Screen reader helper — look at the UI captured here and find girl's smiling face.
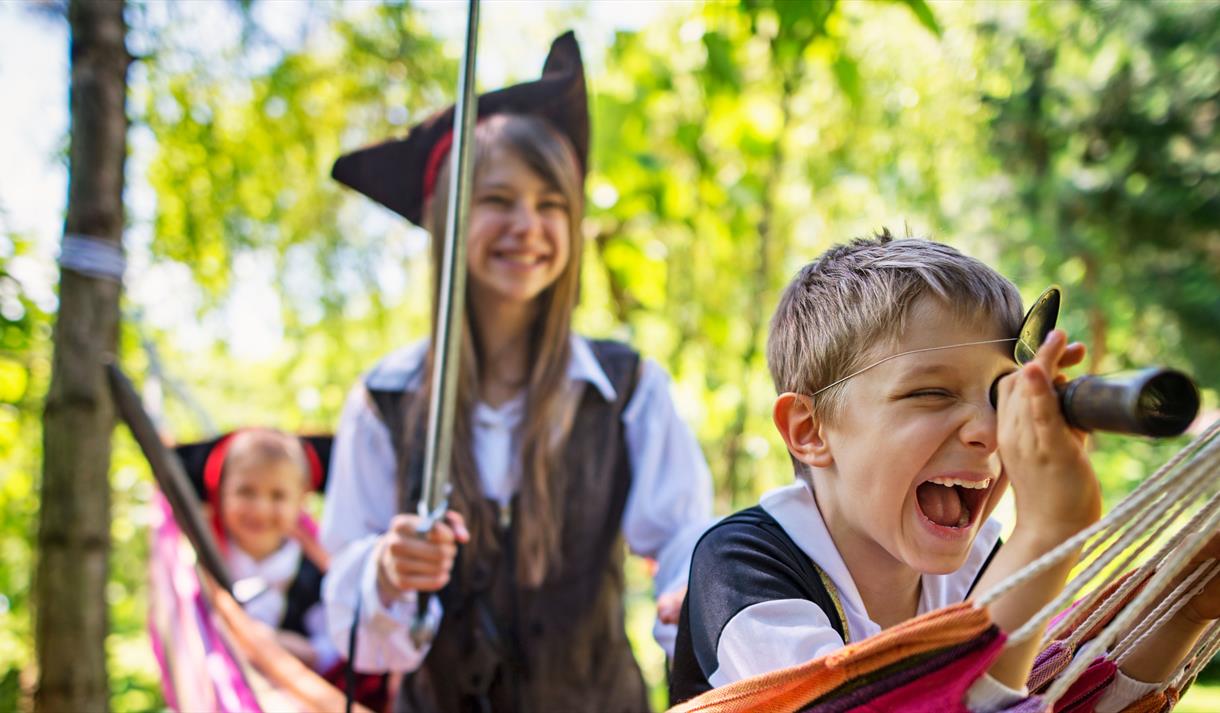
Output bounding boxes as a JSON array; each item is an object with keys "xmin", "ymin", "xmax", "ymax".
[
  {"xmin": 813, "ymin": 297, "xmax": 1016, "ymax": 578},
  {"xmin": 465, "ymin": 145, "xmax": 571, "ymax": 311},
  {"xmin": 220, "ymin": 458, "xmax": 307, "ymax": 561}
]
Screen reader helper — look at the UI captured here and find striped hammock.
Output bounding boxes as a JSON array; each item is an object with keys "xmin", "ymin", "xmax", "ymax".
[{"xmin": 671, "ymin": 420, "xmax": 1220, "ymax": 713}]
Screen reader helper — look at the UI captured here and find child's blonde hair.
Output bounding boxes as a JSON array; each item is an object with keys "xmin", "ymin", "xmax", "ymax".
[
  {"xmin": 766, "ymin": 230, "xmax": 1023, "ymax": 425},
  {"xmin": 225, "ymin": 428, "xmax": 311, "ymax": 488}
]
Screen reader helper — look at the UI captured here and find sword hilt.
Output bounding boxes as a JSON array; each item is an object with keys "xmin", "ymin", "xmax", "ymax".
[{"xmin": 409, "ymin": 496, "xmax": 450, "ymax": 649}]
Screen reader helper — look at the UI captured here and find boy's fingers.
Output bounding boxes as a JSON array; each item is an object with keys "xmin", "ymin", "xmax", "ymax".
[
  {"xmin": 1057, "ymin": 342, "xmax": 1086, "ymax": 369},
  {"xmin": 1033, "ymin": 329, "xmax": 1067, "ymax": 378},
  {"xmin": 1023, "ymin": 362, "xmax": 1071, "ymax": 438}
]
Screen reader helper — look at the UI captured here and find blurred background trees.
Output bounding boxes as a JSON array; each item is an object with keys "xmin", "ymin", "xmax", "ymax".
[{"xmin": 1, "ymin": 0, "xmax": 1217, "ymax": 709}]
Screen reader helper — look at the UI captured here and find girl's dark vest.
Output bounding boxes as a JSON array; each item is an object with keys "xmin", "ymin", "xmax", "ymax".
[{"xmin": 365, "ymin": 340, "xmax": 651, "ymax": 713}]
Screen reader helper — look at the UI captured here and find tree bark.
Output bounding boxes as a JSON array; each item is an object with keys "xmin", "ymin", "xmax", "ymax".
[
  {"xmin": 35, "ymin": 1, "xmax": 127, "ymax": 711},
  {"xmin": 721, "ymin": 69, "xmax": 800, "ymax": 508}
]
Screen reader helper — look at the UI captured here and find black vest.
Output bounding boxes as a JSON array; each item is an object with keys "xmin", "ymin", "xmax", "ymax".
[{"xmin": 366, "ymin": 340, "xmax": 651, "ymax": 713}]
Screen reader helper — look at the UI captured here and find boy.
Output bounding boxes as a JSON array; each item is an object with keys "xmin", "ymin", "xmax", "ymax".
[{"xmin": 670, "ymin": 233, "xmax": 1199, "ymax": 711}]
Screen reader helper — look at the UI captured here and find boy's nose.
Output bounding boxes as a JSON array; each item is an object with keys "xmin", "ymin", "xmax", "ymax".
[{"xmin": 959, "ymin": 402, "xmax": 998, "ymax": 452}]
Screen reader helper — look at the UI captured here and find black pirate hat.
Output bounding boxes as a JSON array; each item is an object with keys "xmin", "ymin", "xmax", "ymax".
[
  {"xmin": 174, "ymin": 431, "xmax": 333, "ymax": 502},
  {"xmin": 331, "ymin": 31, "xmax": 589, "ymax": 227}
]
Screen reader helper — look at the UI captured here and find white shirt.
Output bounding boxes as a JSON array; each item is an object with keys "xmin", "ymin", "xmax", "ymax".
[
  {"xmin": 321, "ymin": 336, "xmax": 715, "ymax": 673},
  {"xmin": 227, "ymin": 539, "xmax": 341, "ymax": 673},
  {"xmin": 709, "ymin": 482, "xmax": 1157, "ymax": 713},
  {"xmin": 708, "ymin": 481, "xmax": 1005, "ymax": 687}
]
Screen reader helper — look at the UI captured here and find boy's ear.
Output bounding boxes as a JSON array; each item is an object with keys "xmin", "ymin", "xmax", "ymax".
[{"xmin": 773, "ymin": 393, "xmax": 834, "ymax": 468}]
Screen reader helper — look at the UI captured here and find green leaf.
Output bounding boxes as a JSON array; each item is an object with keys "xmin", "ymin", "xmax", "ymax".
[{"xmin": 893, "ymin": 0, "xmax": 941, "ymax": 36}]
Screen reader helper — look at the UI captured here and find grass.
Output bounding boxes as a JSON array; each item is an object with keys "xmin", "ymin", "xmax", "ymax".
[{"xmin": 1179, "ymin": 683, "xmax": 1220, "ymax": 713}]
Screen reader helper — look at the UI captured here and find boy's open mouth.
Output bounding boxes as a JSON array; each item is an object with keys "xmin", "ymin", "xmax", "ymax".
[{"xmin": 915, "ymin": 476, "xmax": 993, "ymax": 529}]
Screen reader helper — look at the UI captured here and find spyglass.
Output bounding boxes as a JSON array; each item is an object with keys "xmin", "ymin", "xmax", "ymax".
[
  {"xmin": 989, "ymin": 287, "xmax": 1200, "ymax": 438},
  {"xmin": 1056, "ymin": 367, "xmax": 1199, "ymax": 437}
]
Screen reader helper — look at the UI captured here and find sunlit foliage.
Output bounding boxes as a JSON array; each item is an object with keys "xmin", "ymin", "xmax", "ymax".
[{"xmin": 3, "ymin": 0, "xmax": 1217, "ymax": 710}]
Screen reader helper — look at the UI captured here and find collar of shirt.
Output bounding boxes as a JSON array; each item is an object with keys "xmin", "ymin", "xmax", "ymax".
[
  {"xmin": 225, "ymin": 538, "xmax": 302, "ymax": 627},
  {"xmin": 367, "ymin": 335, "xmax": 619, "ymax": 404},
  {"xmin": 227, "ymin": 537, "xmax": 302, "ymax": 589},
  {"xmin": 759, "ymin": 481, "xmax": 1002, "ymax": 643}
]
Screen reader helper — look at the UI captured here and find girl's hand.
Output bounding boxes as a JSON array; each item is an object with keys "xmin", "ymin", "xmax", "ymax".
[
  {"xmin": 275, "ymin": 629, "xmax": 318, "ymax": 668},
  {"xmin": 657, "ymin": 586, "xmax": 686, "ymax": 625},
  {"xmin": 376, "ymin": 510, "xmax": 469, "ymax": 605},
  {"xmin": 995, "ymin": 329, "xmax": 1100, "ymax": 540}
]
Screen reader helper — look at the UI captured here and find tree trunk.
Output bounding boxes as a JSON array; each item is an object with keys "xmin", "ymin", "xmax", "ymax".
[
  {"xmin": 35, "ymin": 1, "xmax": 128, "ymax": 711},
  {"xmin": 721, "ymin": 70, "xmax": 800, "ymax": 508}
]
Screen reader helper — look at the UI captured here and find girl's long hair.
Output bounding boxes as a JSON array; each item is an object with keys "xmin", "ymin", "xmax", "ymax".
[{"xmin": 413, "ymin": 113, "xmax": 585, "ymax": 588}]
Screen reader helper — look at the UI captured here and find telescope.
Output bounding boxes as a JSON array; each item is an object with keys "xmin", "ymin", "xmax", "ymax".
[
  {"xmin": 1054, "ymin": 367, "xmax": 1199, "ymax": 437},
  {"xmin": 992, "ymin": 287, "xmax": 1201, "ymax": 438}
]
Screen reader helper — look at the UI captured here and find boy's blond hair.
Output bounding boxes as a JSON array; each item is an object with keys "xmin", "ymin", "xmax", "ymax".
[{"xmin": 767, "ymin": 230, "xmax": 1023, "ymax": 425}]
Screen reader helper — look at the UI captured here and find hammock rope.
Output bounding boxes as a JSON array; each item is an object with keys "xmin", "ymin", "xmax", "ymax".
[
  {"xmin": 980, "ymin": 423, "xmax": 1220, "ymax": 645},
  {"xmin": 1041, "ymin": 489, "xmax": 1220, "ymax": 708},
  {"xmin": 1110, "ymin": 559, "xmax": 1220, "ymax": 666}
]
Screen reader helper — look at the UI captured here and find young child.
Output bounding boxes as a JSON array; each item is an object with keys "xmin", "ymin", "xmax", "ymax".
[
  {"xmin": 670, "ymin": 233, "xmax": 1216, "ymax": 711},
  {"xmin": 201, "ymin": 428, "xmax": 340, "ymax": 674}
]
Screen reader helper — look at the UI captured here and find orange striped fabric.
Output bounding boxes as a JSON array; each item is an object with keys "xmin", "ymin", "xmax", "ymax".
[{"xmin": 668, "ymin": 603, "xmax": 993, "ymax": 713}]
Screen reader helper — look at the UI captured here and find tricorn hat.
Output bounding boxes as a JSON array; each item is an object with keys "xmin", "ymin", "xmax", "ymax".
[
  {"xmin": 173, "ymin": 431, "xmax": 332, "ymax": 502},
  {"xmin": 331, "ymin": 31, "xmax": 588, "ymax": 227}
]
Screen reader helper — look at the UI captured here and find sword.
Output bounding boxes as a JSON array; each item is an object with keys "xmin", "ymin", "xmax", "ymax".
[{"xmin": 411, "ymin": 0, "xmax": 480, "ymax": 650}]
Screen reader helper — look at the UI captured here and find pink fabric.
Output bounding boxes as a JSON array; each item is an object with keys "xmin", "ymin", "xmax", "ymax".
[
  {"xmin": 842, "ymin": 625, "xmax": 1006, "ymax": 713},
  {"xmin": 999, "ymin": 697, "xmax": 1047, "ymax": 713},
  {"xmin": 1028, "ymin": 640, "xmax": 1073, "ymax": 694},
  {"xmin": 1052, "ymin": 659, "xmax": 1117, "ymax": 713},
  {"xmin": 297, "ymin": 511, "xmax": 321, "ymax": 540},
  {"xmin": 149, "ymin": 492, "xmax": 263, "ymax": 713}
]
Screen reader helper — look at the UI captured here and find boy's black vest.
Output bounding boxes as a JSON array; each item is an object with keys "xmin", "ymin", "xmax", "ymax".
[{"xmin": 366, "ymin": 340, "xmax": 650, "ymax": 713}]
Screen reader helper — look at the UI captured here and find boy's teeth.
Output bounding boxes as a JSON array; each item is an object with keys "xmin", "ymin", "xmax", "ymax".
[
  {"xmin": 956, "ymin": 510, "xmax": 970, "ymax": 528},
  {"xmin": 928, "ymin": 476, "xmax": 991, "ymax": 490}
]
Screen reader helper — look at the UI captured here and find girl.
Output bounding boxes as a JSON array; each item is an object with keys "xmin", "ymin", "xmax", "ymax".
[
  {"xmin": 321, "ymin": 32, "xmax": 713, "ymax": 712},
  {"xmin": 181, "ymin": 429, "xmax": 339, "ymax": 673}
]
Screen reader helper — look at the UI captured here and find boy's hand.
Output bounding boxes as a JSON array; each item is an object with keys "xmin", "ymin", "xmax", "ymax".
[
  {"xmin": 1184, "ymin": 532, "xmax": 1220, "ymax": 623},
  {"xmin": 995, "ymin": 329, "xmax": 1100, "ymax": 541},
  {"xmin": 376, "ymin": 511, "xmax": 469, "ymax": 606}
]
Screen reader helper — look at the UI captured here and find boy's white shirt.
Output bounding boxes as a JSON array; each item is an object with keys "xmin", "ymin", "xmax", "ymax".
[
  {"xmin": 226, "ymin": 538, "xmax": 342, "ymax": 673},
  {"xmin": 321, "ymin": 335, "xmax": 715, "ymax": 673},
  {"xmin": 709, "ymin": 481, "xmax": 1157, "ymax": 713}
]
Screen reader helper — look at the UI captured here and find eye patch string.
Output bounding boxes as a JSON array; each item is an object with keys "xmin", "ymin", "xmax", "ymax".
[{"xmin": 806, "ymin": 337, "xmax": 1024, "ymax": 398}]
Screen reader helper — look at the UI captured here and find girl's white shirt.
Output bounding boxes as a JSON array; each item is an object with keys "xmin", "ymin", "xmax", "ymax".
[
  {"xmin": 321, "ymin": 336, "xmax": 715, "ymax": 673},
  {"xmin": 228, "ymin": 538, "xmax": 302, "ymax": 628},
  {"xmin": 226, "ymin": 538, "xmax": 341, "ymax": 673}
]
